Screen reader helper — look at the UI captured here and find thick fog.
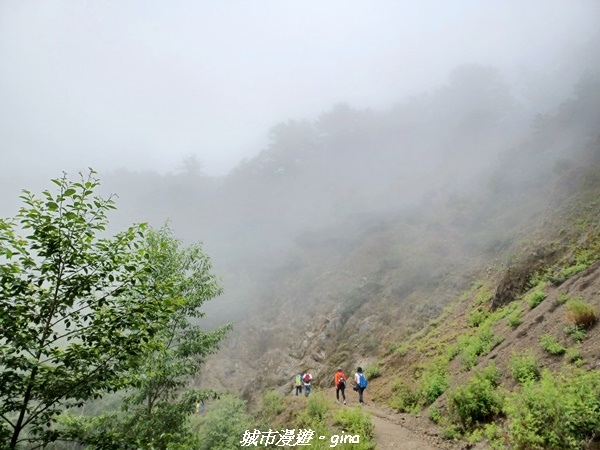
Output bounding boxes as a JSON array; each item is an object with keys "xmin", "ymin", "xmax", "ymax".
[
  {"xmin": 1, "ymin": 1, "xmax": 600, "ymax": 326},
  {"xmin": 1, "ymin": 1, "xmax": 598, "ymax": 181}
]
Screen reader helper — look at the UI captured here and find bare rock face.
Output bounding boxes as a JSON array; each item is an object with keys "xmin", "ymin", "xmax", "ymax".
[
  {"xmin": 491, "ymin": 246, "xmax": 561, "ymax": 310},
  {"xmin": 491, "ymin": 266, "xmax": 531, "ymax": 309}
]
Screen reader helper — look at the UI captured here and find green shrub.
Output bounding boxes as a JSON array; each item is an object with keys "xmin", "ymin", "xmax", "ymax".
[
  {"xmin": 364, "ymin": 364, "xmax": 381, "ymax": 380},
  {"xmin": 389, "ymin": 381, "xmax": 419, "ymax": 413},
  {"xmin": 565, "ymin": 298, "xmax": 598, "ymax": 329},
  {"xmin": 564, "ymin": 324, "xmax": 587, "ymax": 342},
  {"xmin": 539, "ymin": 333, "xmax": 566, "ymax": 355},
  {"xmin": 259, "ymin": 390, "xmax": 285, "ymax": 419},
  {"xmin": 483, "ymin": 422, "xmax": 507, "ymax": 450},
  {"xmin": 458, "ymin": 349, "xmax": 479, "ymax": 370},
  {"xmin": 442, "ymin": 424, "xmax": 463, "ymax": 440},
  {"xmin": 468, "ymin": 309, "xmax": 488, "ymax": 328},
  {"xmin": 457, "ymin": 326, "xmax": 502, "ymax": 369},
  {"xmin": 306, "ymin": 391, "xmax": 329, "ymax": 422},
  {"xmin": 561, "ymin": 263, "xmax": 588, "ymax": 278},
  {"xmin": 478, "ymin": 361, "xmax": 502, "ymax": 386},
  {"xmin": 447, "ymin": 367, "xmax": 503, "ymax": 429},
  {"xmin": 428, "ymin": 405, "xmax": 442, "ymax": 424},
  {"xmin": 390, "ymin": 342, "xmax": 408, "ymax": 356},
  {"xmin": 196, "ymin": 395, "xmax": 253, "ymax": 450},
  {"xmin": 389, "ymin": 359, "xmax": 449, "ymax": 412},
  {"xmin": 525, "ymin": 290, "xmax": 547, "ymax": 309},
  {"xmin": 332, "ymin": 407, "xmax": 375, "ymax": 438},
  {"xmin": 548, "ymin": 262, "xmax": 590, "ymax": 284},
  {"xmin": 565, "ymin": 348, "xmax": 583, "ymax": 364},
  {"xmin": 507, "ymin": 308, "xmax": 523, "ymax": 327},
  {"xmin": 295, "ymin": 393, "xmax": 375, "ymax": 450},
  {"xmin": 465, "ymin": 427, "xmax": 485, "ymax": 443},
  {"xmin": 556, "ymin": 292, "xmax": 570, "ymax": 304},
  {"xmin": 528, "ymin": 271, "xmax": 549, "ymax": 289},
  {"xmin": 445, "ymin": 343, "xmax": 460, "ymax": 361},
  {"xmin": 418, "ymin": 359, "xmax": 449, "ymax": 405},
  {"xmin": 504, "ymin": 369, "xmax": 600, "ymax": 450},
  {"xmin": 509, "ymin": 351, "xmax": 540, "ymax": 383}
]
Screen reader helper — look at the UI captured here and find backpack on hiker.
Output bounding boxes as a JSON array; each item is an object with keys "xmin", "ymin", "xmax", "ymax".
[
  {"xmin": 295, "ymin": 375, "xmax": 302, "ymax": 386},
  {"xmin": 303, "ymin": 373, "xmax": 311, "ymax": 384},
  {"xmin": 358, "ymin": 372, "xmax": 367, "ymax": 389}
]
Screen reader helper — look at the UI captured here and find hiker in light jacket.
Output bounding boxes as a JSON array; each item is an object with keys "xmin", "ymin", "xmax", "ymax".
[
  {"xmin": 294, "ymin": 374, "xmax": 303, "ymax": 396},
  {"xmin": 354, "ymin": 367, "xmax": 367, "ymax": 405},
  {"xmin": 302, "ymin": 371, "xmax": 313, "ymax": 397}
]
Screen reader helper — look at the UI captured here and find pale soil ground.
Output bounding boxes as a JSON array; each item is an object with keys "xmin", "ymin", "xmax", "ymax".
[
  {"xmin": 365, "ymin": 404, "xmax": 490, "ymax": 450},
  {"xmin": 332, "ymin": 388, "xmax": 481, "ymax": 450},
  {"xmin": 368, "ymin": 410, "xmax": 439, "ymax": 450}
]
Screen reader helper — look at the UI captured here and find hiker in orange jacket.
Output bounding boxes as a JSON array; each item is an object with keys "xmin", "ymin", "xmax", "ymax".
[{"xmin": 334, "ymin": 367, "xmax": 347, "ymax": 405}]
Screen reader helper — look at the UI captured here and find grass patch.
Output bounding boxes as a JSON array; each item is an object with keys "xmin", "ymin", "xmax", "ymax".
[
  {"xmin": 445, "ymin": 343, "xmax": 460, "ymax": 361},
  {"xmin": 565, "ymin": 298, "xmax": 598, "ymax": 329},
  {"xmin": 560, "ymin": 263, "xmax": 588, "ymax": 279},
  {"xmin": 565, "ymin": 347, "xmax": 583, "ymax": 364},
  {"xmin": 259, "ymin": 390, "xmax": 285, "ymax": 419},
  {"xmin": 389, "ymin": 380, "xmax": 419, "ymax": 413},
  {"xmin": 457, "ymin": 326, "xmax": 503, "ymax": 369},
  {"xmin": 467, "ymin": 309, "xmax": 488, "ymax": 328},
  {"xmin": 525, "ymin": 289, "xmax": 547, "ymax": 309},
  {"xmin": 389, "ymin": 358, "xmax": 449, "ymax": 412},
  {"xmin": 539, "ymin": 333, "xmax": 566, "ymax": 355},
  {"xmin": 363, "ymin": 364, "xmax": 381, "ymax": 380},
  {"xmin": 332, "ymin": 407, "xmax": 375, "ymax": 439},
  {"xmin": 389, "ymin": 342, "xmax": 408, "ymax": 356},
  {"xmin": 563, "ymin": 324, "xmax": 587, "ymax": 342},
  {"xmin": 474, "ymin": 283, "xmax": 493, "ymax": 305},
  {"xmin": 292, "ymin": 392, "xmax": 376, "ymax": 450},
  {"xmin": 296, "ymin": 391, "xmax": 330, "ymax": 429},
  {"xmin": 506, "ymin": 308, "xmax": 523, "ymax": 327},
  {"xmin": 509, "ymin": 351, "xmax": 540, "ymax": 383}
]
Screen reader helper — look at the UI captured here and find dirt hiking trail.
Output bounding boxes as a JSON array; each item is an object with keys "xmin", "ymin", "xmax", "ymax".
[
  {"xmin": 330, "ymin": 388, "xmax": 476, "ymax": 450},
  {"xmin": 366, "ymin": 407, "xmax": 437, "ymax": 450}
]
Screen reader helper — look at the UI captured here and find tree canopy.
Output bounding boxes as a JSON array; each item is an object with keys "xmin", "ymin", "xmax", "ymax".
[{"xmin": 0, "ymin": 171, "xmax": 229, "ymax": 449}]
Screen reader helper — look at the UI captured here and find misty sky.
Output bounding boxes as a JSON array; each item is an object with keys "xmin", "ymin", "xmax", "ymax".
[{"xmin": 1, "ymin": 0, "xmax": 599, "ymax": 178}]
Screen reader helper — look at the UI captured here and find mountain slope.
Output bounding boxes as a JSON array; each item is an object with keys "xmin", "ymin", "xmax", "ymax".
[{"xmin": 201, "ymin": 72, "xmax": 600, "ymax": 418}]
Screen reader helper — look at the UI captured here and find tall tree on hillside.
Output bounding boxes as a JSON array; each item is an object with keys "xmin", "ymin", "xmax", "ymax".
[
  {"xmin": 0, "ymin": 171, "xmax": 228, "ymax": 449},
  {"xmin": 58, "ymin": 226, "xmax": 232, "ymax": 449}
]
